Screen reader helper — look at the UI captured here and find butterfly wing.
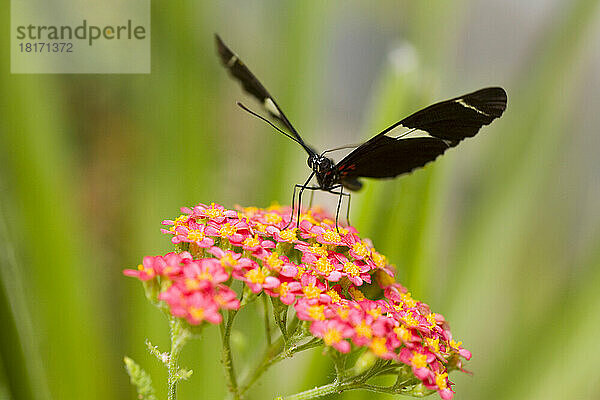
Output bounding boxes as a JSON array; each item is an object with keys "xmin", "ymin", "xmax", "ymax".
[
  {"xmin": 333, "ymin": 87, "xmax": 507, "ymax": 189},
  {"xmin": 215, "ymin": 34, "xmax": 317, "ymax": 156}
]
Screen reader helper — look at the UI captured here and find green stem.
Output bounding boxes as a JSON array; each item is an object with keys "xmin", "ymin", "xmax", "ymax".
[
  {"xmin": 278, "ymin": 359, "xmax": 408, "ymax": 400},
  {"xmin": 167, "ymin": 317, "xmax": 190, "ymax": 400},
  {"xmin": 220, "ymin": 309, "xmax": 240, "ymax": 400},
  {"xmin": 262, "ymin": 295, "xmax": 272, "ymax": 347},
  {"xmin": 239, "ymin": 334, "xmax": 321, "ymax": 395},
  {"xmin": 277, "ymin": 381, "xmax": 355, "ymax": 400}
]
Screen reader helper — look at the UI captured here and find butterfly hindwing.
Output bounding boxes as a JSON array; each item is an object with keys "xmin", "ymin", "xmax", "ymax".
[{"xmin": 335, "ymin": 137, "xmax": 449, "ymax": 184}]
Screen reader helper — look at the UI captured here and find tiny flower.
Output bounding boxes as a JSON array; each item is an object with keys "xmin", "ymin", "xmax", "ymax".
[
  {"xmin": 185, "ymin": 292, "xmax": 222, "ymax": 325},
  {"xmin": 311, "ymin": 225, "xmax": 344, "ymax": 246},
  {"xmin": 242, "ymin": 266, "xmax": 280, "ymax": 293},
  {"xmin": 172, "ymin": 222, "xmax": 214, "ymax": 248},
  {"xmin": 213, "ymin": 285, "xmax": 241, "ymax": 310},
  {"xmin": 191, "ymin": 202, "xmax": 237, "ymax": 223},
  {"xmin": 180, "ymin": 258, "xmax": 229, "ymax": 292},
  {"xmin": 344, "ymin": 234, "xmax": 371, "ymax": 260},
  {"xmin": 310, "ymin": 320, "xmax": 354, "ymax": 353},
  {"xmin": 265, "ymin": 279, "xmax": 302, "ymax": 305}
]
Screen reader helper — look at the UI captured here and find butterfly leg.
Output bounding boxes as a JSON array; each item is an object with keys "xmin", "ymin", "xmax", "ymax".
[
  {"xmin": 284, "ymin": 172, "xmax": 316, "ymax": 229},
  {"xmin": 296, "ymin": 184, "xmax": 321, "ymax": 228},
  {"xmin": 327, "ymin": 185, "xmax": 352, "ymax": 232}
]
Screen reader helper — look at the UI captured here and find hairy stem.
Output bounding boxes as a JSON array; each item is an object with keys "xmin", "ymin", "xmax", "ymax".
[
  {"xmin": 167, "ymin": 317, "xmax": 190, "ymax": 400},
  {"xmin": 220, "ymin": 309, "xmax": 240, "ymax": 400}
]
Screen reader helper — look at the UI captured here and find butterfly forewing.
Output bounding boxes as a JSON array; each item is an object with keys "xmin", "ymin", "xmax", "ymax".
[
  {"xmin": 397, "ymin": 87, "xmax": 507, "ymax": 144},
  {"xmin": 215, "ymin": 35, "xmax": 316, "ymax": 156},
  {"xmin": 333, "ymin": 87, "xmax": 507, "ymax": 190}
]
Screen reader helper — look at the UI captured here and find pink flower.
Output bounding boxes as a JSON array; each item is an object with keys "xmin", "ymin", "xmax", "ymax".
[
  {"xmin": 241, "ymin": 266, "xmax": 280, "ymax": 293},
  {"xmin": 213, "ymin": 285, "xmax": 241, "ymax": 310},
  {"xmin": 172, "ymin": 222, "xmax": 214, "ymax": 248},
  {"xmin": 190, "ymin": 202, "xmax": 237, "ymax": 223},
  {"xmin": 123, "ymin": 252, "xmax": 192, "ymax": 280},
  {"xmin": 208, "ymin": 247, "xmax": 255, "ymax": 273},
  {"xmin": 311, "ymin": 225, "xmax": 345, "ymax": 246},
  {"xmin": 205, "ymin": 219, "xmax": 248, "ymax": 245},
  {"xmin": 310, "ymin": 320, "xmax": 354, "ymax": 353},
  {"xmin": 184, "ymin": 291, "xmax": 222, "ymax": 325},
  {"xmin": 264, "ymin": 279, "xmax": 302, "ymax": 305},
  {"xmin": 343, "ymin": 234, "xmax": 371, "ymax": 260},
  {"xmin": 179, "ymin": 258, "xmax": 229, "ymax": 292}
]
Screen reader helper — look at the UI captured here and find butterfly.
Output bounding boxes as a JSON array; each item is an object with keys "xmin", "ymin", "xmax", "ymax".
[{"xmin": 215, "ymin": 34, "xmax": 507, "ymax": 228}]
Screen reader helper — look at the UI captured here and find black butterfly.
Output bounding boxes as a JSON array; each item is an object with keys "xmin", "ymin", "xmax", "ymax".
[{"xmin": 215, "ymin": 34, "xmax": 507, "ymax": 227}]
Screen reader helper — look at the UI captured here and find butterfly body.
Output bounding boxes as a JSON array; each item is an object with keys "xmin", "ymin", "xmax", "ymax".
[
  {"xmin": 308, "ymin": 154, "xmax": 338, "ymax": 190},
  {"xmin": 215, "ymin": 34, "xmax": 507, "ymax": 226}
]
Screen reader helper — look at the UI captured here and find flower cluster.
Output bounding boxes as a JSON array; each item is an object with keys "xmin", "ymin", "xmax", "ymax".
[{"xmin": 124, "ymin": 202, "xmax": 470, "ymax": 399}]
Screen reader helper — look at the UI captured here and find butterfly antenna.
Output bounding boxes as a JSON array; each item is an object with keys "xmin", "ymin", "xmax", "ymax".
[
  {"xmin": 236, "ymin": 102, "xmax": 302, "ymax": 145},
  {"xmin": 321, "ymin": 143, "xmax": 363, "ymax": 156}
]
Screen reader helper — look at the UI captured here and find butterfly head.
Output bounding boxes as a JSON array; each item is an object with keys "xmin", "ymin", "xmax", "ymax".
[{"xmin": 308, "ymin": 155, "xmax": 337, "ymax": 189}]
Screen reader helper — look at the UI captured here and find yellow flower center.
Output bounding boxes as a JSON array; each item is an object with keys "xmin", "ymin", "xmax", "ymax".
[
  {"xmin": 303, "ymin": 284, "xmax": 322, "ymax": 299},
  {"xmin": 204, "ymin": 206, "xmax": 223, "ymax": 219},
  {"xmin": 220, "ymin": 253, "xmax": 237, "ymax": 268},
  {"xmin": 308, "ymin": 305, "xmax": 325, "ymax": 320},
  {"xmin": 173, "ymin": 214, "xmax": 188, "ymax": 229},
  {"xmin": 245, "ymin": 268, "xmax": 266, "ymax": 284},
  {"xmin": 219, "ymin": 223, "xmax": 237, "ymax": 238},
  {"xmin": 323, "ymin": 230, "xmax": 341, "ymax": 243},
  {"xmin": 323, "ymin": 328, "xmax": 342, "ymax": 345},
  {"xmin": 411, "ymin": 353, "xmax": 428, "ymax": 369},
  {"xmin": 352, "ymin": 242, "xmax": 370, "ymax": 258},
  {"xmin": 185, "ymin": 278, "xmax": 200, "ymax": 290},
  {"xmin": 336, "ymin": 306, "xmax": 350, "ymax": 320},
  {"xmin": 404, "ymin": 313, "xmax": 419, "ymax": 327},
  {"xmin": 254, "ymin": 223, "xmax": 267, "ymax": 233},
  {"xmin": 367, "ymin": 307, "xmax": 382, "ymax": 320},
  {"xmin": 266, "ymin": 252, "xmax": 283, "ymax": 271},
  {"xmin": 326, "ymin": 289, "xmax": 342, "ymax": 303},
  {"xmin": 370, "ymin": 337, "xmax": 387, "ymax": 356},
  {"xmin": 243, "ymin": 236, "xmax": 260, "ymax": 248},
  {"xmin": 279, "ymin": 229, "xmax": 297, "ymax": 242},
  {"xmin": 355, "ymin": 320, "xmax": 372, "ymax": 338},
  {"xmin": 299, "ymin": 211, "xmax": 318, "ymax": 225},
  {"xmin": 309, "ymin": 244, "xmax": 328, "ymax": 257},
  {"xmin": 450, "ymin": 339, "xmax": 463, "ymax": 350},
  {"xmin": 315, "ymin": 257, "xmax": 334, "ymax": 275},
  {"xmin": 187, "ymin": 229, "xmax": 205, "ymax": 242},
  {"xmin": 266, "ymin": 203, "xmax": 282, "ymax": 212},
  {"xmin": 426, "ymin": 337, "xmax": 440, "ymax": 353},
  {"xmin": 242, "ymin": 206, "xmax": 258, "ymax": 216},
  {"xmin": 426, "ymin": 313, "xmax": 437, "ymax": 328},
  {"xmin": 279, "ymin": 282, "xmax": 289, "ymax": 297},
  {"xmin": 343, "ymin": 262, "xmax": 360, "ymax": 276},
  {"xmin": 401, "ymin": 292, "xmax": 417, "ymax": 308},
  {"xmin": 371, "ymin": 252, "xmax": 387, "ymax": 268},
  {"xmin": 394, "ymin": 326, "xmax": 412, "ymax": 342},
  {"xmin": 435, "ymin": 372, "xmax": 448, "ymax": 390},
  {"xmin": 189, "ymin": 306, "xmax": 205, "ymax": 321},
  {"xmin": 136, "ymin": 263, "xmax": 155, "ymax": 276}
]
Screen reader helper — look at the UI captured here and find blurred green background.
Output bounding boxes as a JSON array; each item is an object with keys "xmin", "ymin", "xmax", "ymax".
[{"xmin": 2, "ymin": 1, "xmax": 600, "ymax": 399}]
